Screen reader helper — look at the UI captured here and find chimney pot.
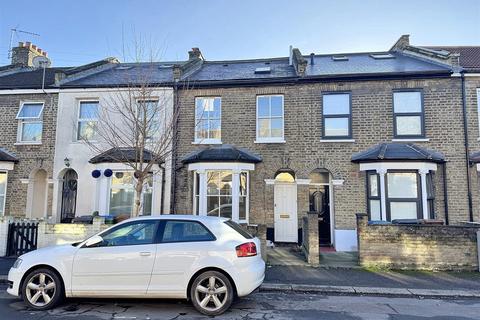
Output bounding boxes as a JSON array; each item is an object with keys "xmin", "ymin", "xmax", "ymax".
[{"xmin": 10, "ymin": 41, "xmax": 50, "ymax": 67}]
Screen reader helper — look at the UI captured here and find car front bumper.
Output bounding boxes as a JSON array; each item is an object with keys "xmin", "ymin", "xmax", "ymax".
[{"xmin": 6, "ymin": 267, "xmax": 22, "ymax": 297}]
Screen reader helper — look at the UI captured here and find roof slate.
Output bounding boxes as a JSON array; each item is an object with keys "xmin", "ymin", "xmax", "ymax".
[
  {"xmin": 181, "ymin": 144, "xmax": 262, "ymax": 164},
  {"xmin": 0, "ymin": 148, "xmax": 19, "ymax": 163},
  {"xmin": 351, "ymin": 143, "xmax": 445, "ymax": 163},
  {"xmin": 89, "ymin": 147, "xmax": 162, "ymax": 164},
  {"xmin": 424, "ymin": 46, "xmax": 480, "ymax": 72}
]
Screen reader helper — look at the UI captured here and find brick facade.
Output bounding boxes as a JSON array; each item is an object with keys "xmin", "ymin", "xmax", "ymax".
[
  {"xmin": 173, "ymin": 77, "xmax": 470, "ymax": 246},
  {"xmin": 0, "ymin": 93, "xmax": 57, "ymax": 217}
]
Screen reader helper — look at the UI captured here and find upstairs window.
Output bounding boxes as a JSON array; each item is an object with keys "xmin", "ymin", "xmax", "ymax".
[
  {"xmin": 393, "ymin": 91, "xmax": 424, "ymax": 138},
  {"xmin": 322, "ymin": 93, "xmax": 351, "ymax": 139},
  {"xmin": 16, "ymin": 102, "xmax": 44, "ymax": 143},
  {"xmin": 137, "ymin": 99, "xmax": 159, "ymax": 141},
  {"xmin": 256, "ymin": 95, "xmax": 284, "ymax": 142},
  {"xmin": 195, "ymin": 97, "xmax": 221, "ymax": 143},
  {"xmin": 77, "ymin": 101, "xmax": 99, "ymax": 140}
]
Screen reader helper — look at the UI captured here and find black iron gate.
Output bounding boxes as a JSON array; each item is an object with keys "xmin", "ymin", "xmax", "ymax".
[{"xmin": 6, "ymin": 222, "xmax": 39, "ymax": 257}]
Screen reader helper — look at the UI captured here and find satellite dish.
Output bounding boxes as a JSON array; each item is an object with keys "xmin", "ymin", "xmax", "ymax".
[{"xmin": 32, "ymin": 55, "xmax": 51, "ymax": 68}]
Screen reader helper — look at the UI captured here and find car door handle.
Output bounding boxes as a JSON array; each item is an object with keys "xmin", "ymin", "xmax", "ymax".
[{"xmin": 139, "ymin": 252, "xmax": 152, "ymax": 256}]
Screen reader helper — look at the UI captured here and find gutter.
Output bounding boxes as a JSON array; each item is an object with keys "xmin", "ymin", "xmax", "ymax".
[{"xmin": 461, "ymin": 72, "xmax": 474, "ymax": 222}]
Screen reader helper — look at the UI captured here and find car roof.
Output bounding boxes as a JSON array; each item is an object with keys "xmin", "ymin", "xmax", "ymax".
[{"xmin": 124, "ymin": 215, "xmax": 230, "ymax": 223}]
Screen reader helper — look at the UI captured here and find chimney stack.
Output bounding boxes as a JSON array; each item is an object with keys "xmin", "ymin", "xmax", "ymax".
[
  {"xmin": 11, "ymin": 41, "xmax": 50, "ymax": 68},
  {"xmin": 188, "ymin": 47, "xmax": 204, "ymax": 61}
]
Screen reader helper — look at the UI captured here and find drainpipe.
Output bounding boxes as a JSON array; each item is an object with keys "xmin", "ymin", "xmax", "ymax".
[
  {"xmin": 461, "ymin": 72, "xmax": 474, "ymax": 222},
  {"xmin": 159, "ymin": 162, "xmax": 166, "ymax": 214},
  {"xmin": 442, "ymin": 163, "xmax": 449, "ymax": 225},
  {"xmin": 169, "ymin": 81, "xmax": 179, "ymax": 214}
]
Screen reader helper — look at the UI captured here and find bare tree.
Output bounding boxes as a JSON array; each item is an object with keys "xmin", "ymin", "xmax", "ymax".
[{"xmin": 79, "ymin": 30, "xmax": 180, "ymax": 217}]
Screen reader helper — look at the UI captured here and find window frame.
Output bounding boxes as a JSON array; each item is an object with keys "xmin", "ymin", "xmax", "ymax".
[
  {"xmin": 0, "ymin": 171, "xmax": 7, "ymax": 216},
  {"xmin": 156, "ymin": 219, "xmax": 217, "ymax": 244},
  {"xmin": 477, "ymin": 88, "xmax": 480, "ymax": 139},
  {"xmin": 16, "ymin": 101, "xmax": 45, "ymax": 143},
  {"xmin": 366, "ymin": 171, "xmax": 382, "ymax": 221},
  {"xmin": 76, "ymin": 100, "xmax": 99, "ymax": 141},
  {"xmin": 392, "ymin": 89, "xmax": 425, "ymax": 139},
  {"xmin": 193, "ymin": 169, "xmax": 250, "ymax": 224},
  {"xmin": 137, "ymin": 99, "xmax": 160, "ymax": 142},
  {"xmin": 194, "ymin": 96, "xmax": 222, "ymax": 144},
  {"xmin": 255, "ymin": 94, "xmax": 285, "ymax": 143},
  {"xmin": 385, "ymin": 170, "xmax": 422, "ymax": 221},
  {"xmin": 107, "ymin": 170, "xmax": 154, "ymax": 217},
  {"xmin": 321, "ymin": 92, "xmax": 352, "ymax": 139},
  {"xmin": 85, "ymin": 220, "xmax": 160, "ymax": 248}
]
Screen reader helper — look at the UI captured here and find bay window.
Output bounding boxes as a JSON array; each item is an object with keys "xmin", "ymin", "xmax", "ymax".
[
  {"xmin": 195, "ymin": 97, "xmax": 221, "ymax": 143},
  {"xmin": 109, "ymin": 171, "xmax": 153, "ymax": 217},
  {"xmin": 16, "ymin": 102, "xmax": 44, "ymax": 143},
  {"xmin": 366, "ymin": 169, "xmax": 435, "ymax": 221},
  {"xmin": 192, "ymin": 168, "xmax": 250, "ymax": 223},
  {"xmin": 393, "ymin": 91, "xmax": 424, "ymax": 138}
]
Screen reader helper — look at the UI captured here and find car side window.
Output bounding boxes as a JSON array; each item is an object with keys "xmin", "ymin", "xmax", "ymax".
[
  {"xmin": 100, "ymin": 220, "xmax": 157, "ymax": 247},
  {"xmin": 161, "ymin": 221, "xmax": 215, "ymax": 243}
]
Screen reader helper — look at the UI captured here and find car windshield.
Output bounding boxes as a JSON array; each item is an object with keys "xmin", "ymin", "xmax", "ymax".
[{"xmin": 224, "ymin": 220, "xmax": 253, "ymax": 239}]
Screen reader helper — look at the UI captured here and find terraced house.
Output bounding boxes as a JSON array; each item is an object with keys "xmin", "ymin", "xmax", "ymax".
[
  {"xmin": 172, "ymin": 36, "xmax": 475, "ymax": 251},
  {"xmin": 0, "ymin": 36, "xmax": 478, "ymax": 253}
]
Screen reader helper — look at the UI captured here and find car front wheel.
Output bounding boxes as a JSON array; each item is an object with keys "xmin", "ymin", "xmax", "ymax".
[
  {"xmin": 21, "ymin": 268, "xmax": 63, "ymax": 310},
  {"xmin": 190, "ymin": 270, "xmax": 234, "ymax": 316}
]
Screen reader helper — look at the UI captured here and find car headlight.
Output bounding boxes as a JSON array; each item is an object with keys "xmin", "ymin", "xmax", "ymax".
[{"xmin": 12, "ymin": 258, "xmax": 22, "ymax": 269}]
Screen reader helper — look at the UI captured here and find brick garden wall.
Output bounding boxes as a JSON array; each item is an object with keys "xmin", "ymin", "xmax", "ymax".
[{"xmin": 356, "ymin": 213, "xmax": 480, "ymax": 271}]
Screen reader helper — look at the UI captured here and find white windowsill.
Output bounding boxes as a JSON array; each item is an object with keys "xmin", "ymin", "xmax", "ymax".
[
  {"xmin": 392, "ymin": 138, "xmax": 430, "ymax": 142},
  {"xmin": 254, "ymin": 138, "xmax": 286, "ymax": 144},
  {"xmin": 320, "ymin": 139, "xmax": 355, "ymax": 143},
  {"xmin": 14, "ymin": 142, "xmax": 42, "ymax": 146},
  {"xmin": 192, "ymin": 139, "xmax": 223, "ymax": 145}
]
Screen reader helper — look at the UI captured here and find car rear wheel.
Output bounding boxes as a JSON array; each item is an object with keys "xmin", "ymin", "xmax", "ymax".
[
  {"xmin": 190, "ymin": 270, "xmax": 234, "ymax": 316},
  {"xmin": 21, "ymin": 268, "xmax": 63, "ymax": 310}
]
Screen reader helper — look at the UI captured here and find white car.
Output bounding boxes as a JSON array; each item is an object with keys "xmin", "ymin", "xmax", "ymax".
[{"xmin": 7, "ymin": 215, "xmax": 265, "ymax": 316}]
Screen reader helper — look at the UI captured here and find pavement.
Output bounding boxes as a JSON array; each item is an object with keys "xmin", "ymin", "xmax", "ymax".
[{"xmin": 1, "ymin": 284, "xmax": 480, "ymax": 319}]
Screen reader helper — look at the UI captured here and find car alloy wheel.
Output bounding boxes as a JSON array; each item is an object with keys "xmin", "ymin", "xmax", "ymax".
[
  {"xmin": 191, "ymin": 271, "xmax": 233, "ymax": 316},
  {"xmin": 25, "ymin": 272, "xmax": 56, "ymax": 307},
  {"xmin": 22, "ymin": 268, "xmax": 63, "ymax": 310}
]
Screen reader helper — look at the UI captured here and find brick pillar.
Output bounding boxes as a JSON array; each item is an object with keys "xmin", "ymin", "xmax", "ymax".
[
  {"xmin": 302, "ymin": 212, "xmax": 319, "ymax": 266},
  {"xmin": 355, "ymin": 213, "xmax": 368, "ymax": 265}
]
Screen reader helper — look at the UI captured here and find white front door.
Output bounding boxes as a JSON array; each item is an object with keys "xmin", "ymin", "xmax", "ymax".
[{"xmin": 274, "ymin": 183, "xmax": 298, "ymax": 242}]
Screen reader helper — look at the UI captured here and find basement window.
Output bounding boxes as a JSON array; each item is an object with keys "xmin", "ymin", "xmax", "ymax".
[
  {"xmin": 370, "ymin": 53, "xmax": 395, "ymax": 59},
  {"xmin": 254, "ymin": 67, "xmax": 271, "ymax": 74}
]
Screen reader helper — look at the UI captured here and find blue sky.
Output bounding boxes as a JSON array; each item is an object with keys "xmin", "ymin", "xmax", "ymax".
[{"xmin": 1, "ymin": 0, "xmax": 479, "ymax": 66}]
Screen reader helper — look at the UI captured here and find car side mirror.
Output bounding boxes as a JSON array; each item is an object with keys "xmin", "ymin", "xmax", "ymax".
[{"xmin": 84, "ymin": 235, "xmax": 104, "ymax": 248}]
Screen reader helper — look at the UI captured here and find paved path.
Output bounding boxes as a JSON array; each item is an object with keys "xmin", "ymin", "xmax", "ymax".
[
  {"xmin": 266, "ymin": 265, "xmax": 480, "ymax": 290},
  {"xmin": 1, "ymin": 285, "xmax": 480, "ymax": 319}
]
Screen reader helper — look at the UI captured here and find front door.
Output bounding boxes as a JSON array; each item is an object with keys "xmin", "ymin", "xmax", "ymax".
[
  {"xmin": 274, "ymin": 183, "xmax": 297, "ymax": 242},
  {"xmin": 309, "ymin": 185, "xmax": 331, "ymax": 245},
  {"xmin": 61, "ymin": 169, "xmax": 77, "ymax": 223}
]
